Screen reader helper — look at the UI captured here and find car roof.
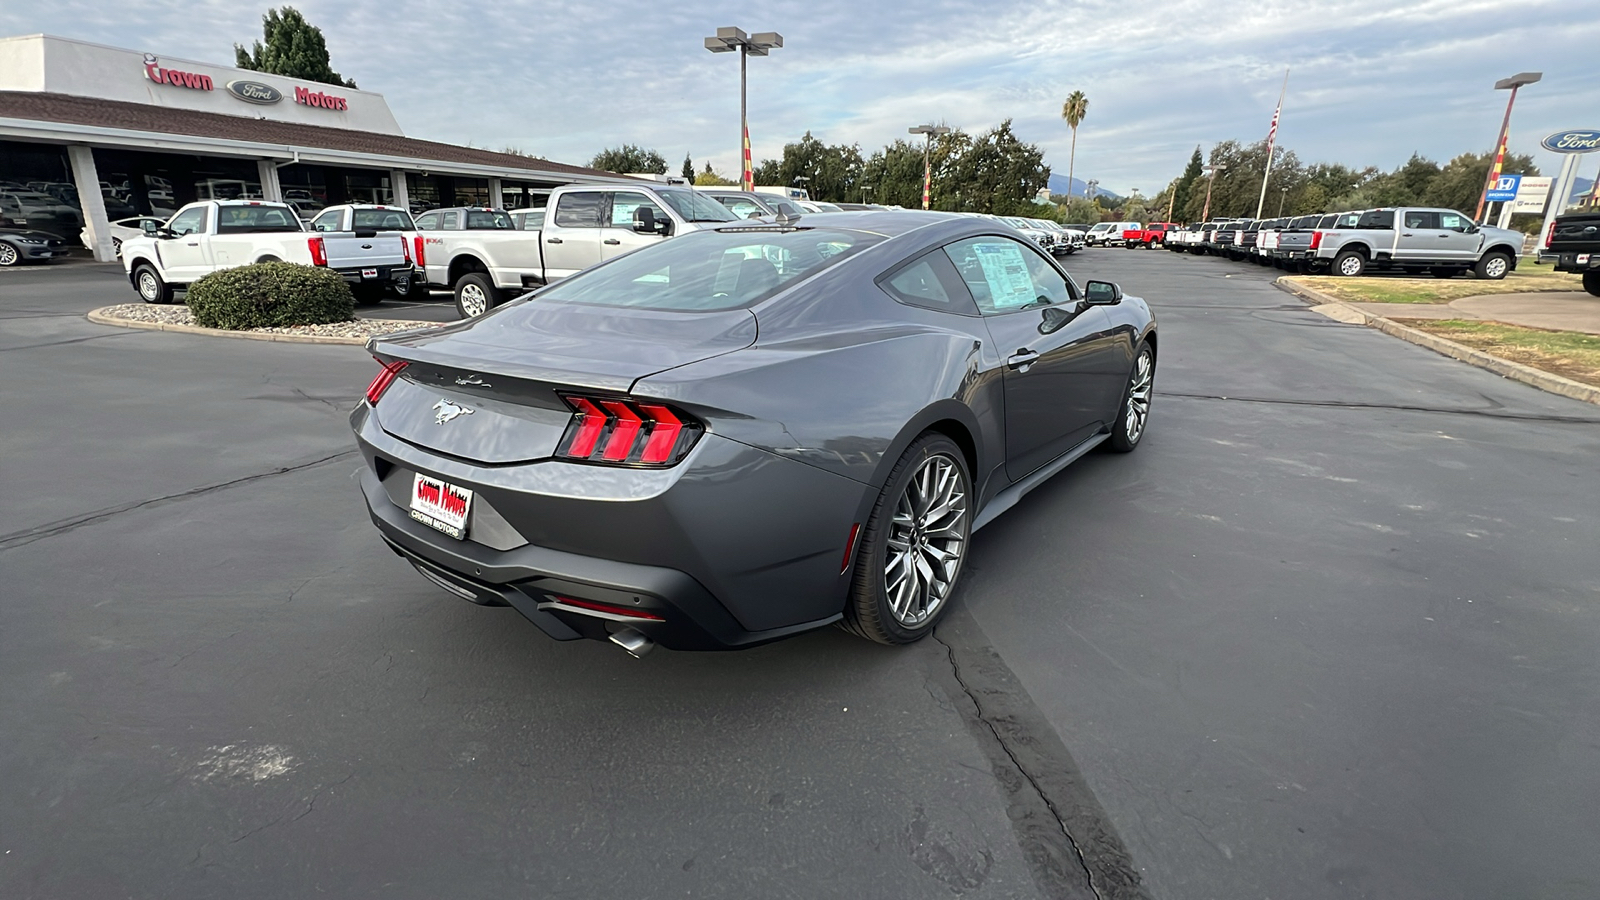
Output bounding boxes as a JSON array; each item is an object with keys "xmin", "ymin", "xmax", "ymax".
[{"xmin": 715, "ymin": 209, "xmax": 969, "ymax": 239}]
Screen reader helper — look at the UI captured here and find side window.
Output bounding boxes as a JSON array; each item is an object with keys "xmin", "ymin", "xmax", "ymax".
[
  {"xmin": 168, "ymin": 206, "xmax": 207, "ymax": 236},
  {"xmin": 942, "ymin": 237, "xmax": 1072, "ymax": 315},
  {"xmin": 310, "ymin": 211, "xmax": 340, "ymax": 232},
  {"xmin": 414, "ymin": 213, "xmax": 438, "ymax": 231},
  {"xmin": 1404, "ymin": 210, "xmax": 1440, "ymax": 229},
  {"xmin": 878, "ymin": 251, "xmax": 978, "ymax": 316},
  {"xmin": 1358, "ymin": 210, "xmax": 1395, "ymax": 229},
  {"xmin": 441, "ymin": 211, "xmax": 460, "ymax": 230},
  {"xmin": 608, "ymin": 192, "xmax": 667, "ymax": 227},
  {"xmin": 554, "ymin": 191, "xmax": 603, "ymax": 228},
  {"xmin": 1440, "ymin": 211, "xmax": 1472, "ymax": 232}
]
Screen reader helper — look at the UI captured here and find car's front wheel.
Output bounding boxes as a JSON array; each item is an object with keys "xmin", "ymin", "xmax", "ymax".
[
  {"xmin": 1474, "ymin": 251, "xmax": 1511, "ymax": 280},
  {"xmin": 842, "ymin": 433, "xmax": 971, "ymax": 645},
  {"xmin": 133, "ymin": 263, "xmax": 174, "ymax": 303},
  {"xmin": 1107, "ymin": 342, "xmax": 1155, "ymax": 453},
  {"xmin": 0, "ymin": 242, "xmax": 19, "ymax": 267}
]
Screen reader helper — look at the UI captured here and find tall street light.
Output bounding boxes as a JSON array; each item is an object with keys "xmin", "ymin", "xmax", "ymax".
[
  {"xmin": 909, "ymin": 124, "xmax": 951, "ymax": 209},
  {"xmin": 1474, "ymin": 71, "xmax": 1541, "ymax": 221},
  {"xmin": 705, "ymin": 26, "xmax": 783, "ymax": 192},
  {"xmin": 1200, "ymin": 164, "xmax": 1226, "ymax": 221}
]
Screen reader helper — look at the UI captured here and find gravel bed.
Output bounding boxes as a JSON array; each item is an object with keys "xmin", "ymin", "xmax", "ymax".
[{"xmin": 95, "ymin": 303, "xmax": 440, "ymax": 339}]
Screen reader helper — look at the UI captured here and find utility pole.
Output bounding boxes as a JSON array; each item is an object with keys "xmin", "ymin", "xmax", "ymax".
[
  {"xmin": 704, "ymin": 27, "xmax": 783, "ymax": 192},
  {"xmin": 1475, "ymin": 72, "xmax": 1541, "ymax": 221},
  {"xmin": 1201, "ymin": 164, "xmax": 1226, "ymax": 221}
]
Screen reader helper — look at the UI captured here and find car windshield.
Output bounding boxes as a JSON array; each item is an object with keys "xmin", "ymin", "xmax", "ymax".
[
  {"xmin": 351, "ymin": 209, "xmax": 415, "ymax": 230},
  {"xmin": 215, "ymin": 205, "xmax": 302, "ymax": 233},
  {"xmin": 535, "ymin": 226, "xmax": 882, "ymax": 312},
  {"xmin": 657, "ymin": 191, "xmax": 739, "ymax": 223}
]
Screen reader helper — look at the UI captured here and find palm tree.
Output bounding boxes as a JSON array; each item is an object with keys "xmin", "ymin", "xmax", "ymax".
[{"xmin": 1060, "ymin": 91, "xmax": 1089, "ymax": 198}]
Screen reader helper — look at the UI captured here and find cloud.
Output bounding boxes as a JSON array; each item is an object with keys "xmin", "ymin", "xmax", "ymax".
[{"xmin": 4, "ymin": 0, "xmax": 1598, "ymax": 190}]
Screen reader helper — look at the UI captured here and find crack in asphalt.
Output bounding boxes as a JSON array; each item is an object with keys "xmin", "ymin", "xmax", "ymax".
[
  {"xmin": 932, "ymin": 630, "xmax": 1103, "ymax": 900},
  {"xmin": 0, "ymin": 449, "xmax": 359, "ymax": 552},
  {"xmin": 0, "ymin": 331, "xmax": 137, "ymax": 352},
  {"xmin": 1161, "ymin": 390, "xmax": 1600, "ymax": 424}
]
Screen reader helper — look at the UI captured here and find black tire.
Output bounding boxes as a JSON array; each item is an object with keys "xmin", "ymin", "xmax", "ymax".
[
  {"xmin": 1107, "ymin": 342, "xmax": 1155, "ymax": 453},
  {"xmin": 1474, "ymin": 251, "xmax": 1511, "ymax": 281},
  {"xmin": 132, "ymin": 263, "xmax": 174, "ymax": 304},
  {"xmin": 352, "ymin": 284, "xmax": 386, "ymax": 307},
  {"xmin": 394, "ymin": 274, "xmax": 431, "ymax": 300},
  {"xmin": 453, "ymin": 272, "xmax": 503, "ymax": 319},
  {"xmin": 1583, "ymin": 270, "xmax": 1600, "ymax": 298},
  {"xmin": 255, "ymin": 255, "xmax": 281, "ymax": 263},
  {"xmin": 1333, "ymin": 249, "xmax": 1367, "ymax": 277},
  {"xmin": 111, "ymin": 237, "xmax": 122, "ymax": 257},
  {"xmin": 840, "ymin": 433, "xmax": 971, "ymax": 645}
]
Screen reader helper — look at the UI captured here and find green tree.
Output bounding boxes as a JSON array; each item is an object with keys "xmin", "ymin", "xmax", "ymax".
[
  {"xmin": 1425, "ymin": 150, "xmax": 1538, "ymax": 213},
  {"xmin": 1171, "ymin": 147, "xmax": 1203, "ymax": 221},
  {"xmin": 694, "ymin": 161, "xmax": 736, "ymax": 186},
  {"xmin": 589, "ymin": 145, "xmax": 668, "ymax": 175},
  {"xmin": 681, "ymin": 154, "xmax": 694, "ymax": 181},
  {"xmin": 1060, "ymin": 91, "xmax": 1089, "ymax": 198},
  {"xmin": 234, "ymin": 7, "xmax": 356, "ymax": 88}
]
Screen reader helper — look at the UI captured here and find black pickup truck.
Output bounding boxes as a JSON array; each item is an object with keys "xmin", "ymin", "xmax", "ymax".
[{"xmin": 1547, "ymin": 211, "xmax": 1600, "ymax": 296}]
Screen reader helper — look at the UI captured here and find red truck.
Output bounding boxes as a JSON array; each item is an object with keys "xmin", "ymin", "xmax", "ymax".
[{"xmin": 1122, "ymin": 222, "xmax": 1176, "ymax": 248}]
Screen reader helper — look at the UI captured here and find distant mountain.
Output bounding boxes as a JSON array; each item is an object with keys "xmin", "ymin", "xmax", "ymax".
[
  {"xmin": 1047, "ymin": 173, "xmax": 1120, "ymax": 201},
  {"xmin": 1571, "ymin": 177, "xmax": 1595, "ymax": 204}
]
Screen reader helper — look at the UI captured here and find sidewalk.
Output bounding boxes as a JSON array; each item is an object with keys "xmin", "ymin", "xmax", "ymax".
[{"xmin": 1346, "ymin": 291, "xmax": 1600, "ymax": 335}]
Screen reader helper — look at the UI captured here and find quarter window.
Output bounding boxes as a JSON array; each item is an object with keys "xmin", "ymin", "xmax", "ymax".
[
  {"xmin": 554, "ymin": 192, "xmax": 604, "ymax": 228},
  {"xmin": 879, "ymin": 251, "xmax": 978, "ymax": 316}
]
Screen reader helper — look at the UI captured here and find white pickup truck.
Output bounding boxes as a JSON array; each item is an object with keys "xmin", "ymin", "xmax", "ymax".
[
  {"xmin": 415, "ymin": 183, "xmax": 740, "ymax": 318},
  {"xmin": 122, "ymin": 200, "xmax": 410, "ymax": 305},
  {"xmin": 309, "ymin": 203, "xmax": 422, "ymax": 300}
]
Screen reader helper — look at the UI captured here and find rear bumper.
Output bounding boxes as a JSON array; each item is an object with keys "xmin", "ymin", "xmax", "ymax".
[
  {"xmin": 331, "ymin": 264, "xmax": 404, "ymax": 285},
  {"xmin": 1552, "ymin": 251, "xmax": 1598, "ymax": 273}
]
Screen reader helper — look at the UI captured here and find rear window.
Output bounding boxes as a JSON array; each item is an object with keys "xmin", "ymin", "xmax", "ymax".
[
  {"xmin": 352, "ymin": 209, "xmax": 415, "ymax": 231},
  {"xmin": 535, "ymin": 227, "xmax": 882, "ymax": 312},
  {"xmin": 215, "ymin": 205, "xmax": 301, "ymax": 233},
  {"xmin": 466, "ymin": 210, "xmax": 513, "ymax": 230}
]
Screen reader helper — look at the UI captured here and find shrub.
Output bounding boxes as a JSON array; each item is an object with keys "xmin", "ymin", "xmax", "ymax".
[{"xmin": 186, "ymin": 262, "xmax": 355, "ymax": 330}]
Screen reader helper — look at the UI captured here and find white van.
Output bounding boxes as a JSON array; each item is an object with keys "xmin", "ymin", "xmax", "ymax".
[{"xmin": 1085, "ymin": 222, "xmax": 1118, "ymax": 246}]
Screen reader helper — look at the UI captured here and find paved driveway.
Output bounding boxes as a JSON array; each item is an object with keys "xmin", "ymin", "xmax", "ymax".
[{"xmin": 2, "ymin": 255, "xmax": 1597, "ymax": 899}]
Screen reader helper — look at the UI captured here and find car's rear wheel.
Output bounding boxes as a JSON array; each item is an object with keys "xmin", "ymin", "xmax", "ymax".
[
  {"xmin": 0, "ymin": 242, "xmax": 19, "ymax": 267},
  {"xmin": 111, "ymin": 237, "xmax": 122, "ymax": 257},
  {"xmin": 842, "ymin": 433, "xmax": 971, "ymax": 645},
  {"xmin": 133, "ymin": 263, "xmax": 174, "ymax": 303},
  {"xmin": 1334, "ymin": 250, "xmax": 1367, "ymax": 277},
  {"xmin": 454, "ymin": 272, "xmax": 502, "ymax": 319},
  {"xmin": 1107, "ymin": 342, "xmax": 1155, "ymax": 452},
  {"xmin": 352, "ymin": 284, "xmax": 386, "ymax": 307},
  {"xmin": 1474, "ymin": 251, "xmax": 1511, "ymax": 280},
  {"xmin": 1584, "ymin": 270, "xmax": 1600, "ymax": 297}
]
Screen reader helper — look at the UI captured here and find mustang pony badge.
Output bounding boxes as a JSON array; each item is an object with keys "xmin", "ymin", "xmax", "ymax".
[{"xmin": 432, "ymin": 399, "xmax": 475, "ymax": 425}]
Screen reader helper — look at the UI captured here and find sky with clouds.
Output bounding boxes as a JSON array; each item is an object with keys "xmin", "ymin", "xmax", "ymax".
[{"xmin": 4, "ymin": 0, "xmax": 1598, "ymax": 193}]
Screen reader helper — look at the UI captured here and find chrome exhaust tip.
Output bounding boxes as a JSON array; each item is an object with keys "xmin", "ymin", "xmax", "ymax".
[{"xmin": 609, "ymin": 628, "xmax": 655, "ymax": 659}]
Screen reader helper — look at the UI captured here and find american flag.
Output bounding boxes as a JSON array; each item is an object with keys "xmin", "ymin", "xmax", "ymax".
[{"xmin": 1267, "ymin": 103, "xmax": 1281, "ymax": 145}]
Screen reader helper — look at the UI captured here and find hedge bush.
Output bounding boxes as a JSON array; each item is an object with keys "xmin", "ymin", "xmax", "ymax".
[{"xmin": 186, "ymin": 262, "xmax": 355, "ymax": 330}]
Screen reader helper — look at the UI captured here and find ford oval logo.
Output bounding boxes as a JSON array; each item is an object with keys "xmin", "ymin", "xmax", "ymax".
[
  {"xmin": 1541, "ymin": 130, "xmax": 1600, "ymax": 154},
  {"xmin": 226, "ymin": 80, "xmax": 283, "ymax": 105}
]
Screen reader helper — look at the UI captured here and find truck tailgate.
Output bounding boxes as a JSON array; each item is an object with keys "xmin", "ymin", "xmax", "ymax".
[{"xmin": 322, "ymin": 234, "xmax": 406, "ymax": 270}]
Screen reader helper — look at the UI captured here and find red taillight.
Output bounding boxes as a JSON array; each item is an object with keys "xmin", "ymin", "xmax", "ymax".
[
  {"xmin": 308, "ymin": 236, "xmax": 327, "ymax": 266},
  {"xmin": 401, "ymin": 235, "xmax": 411, "ymax": 265},
  {"xmin": 364, "ymin": 358, "xmax": 408, "ymax": 405},
  {"xmin": 557, "ymin": 395, "xmax": 702, "ymax": 467},
  {"xmin": 1546, "ymin": 222, "xmax": 1557, "ymax": 249},
  {"xmin": 1309, "ymin": 230, "xmax": 1323, "ymax": 250},
  {"xmin": 414, "ymin": 235, "xmax": 426, "ymax": 268}
]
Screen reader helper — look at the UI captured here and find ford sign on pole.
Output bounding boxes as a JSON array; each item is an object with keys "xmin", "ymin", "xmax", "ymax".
[{"xmin": 1541, "ymin": 130, "xmax": 1600, "ymax": 154}]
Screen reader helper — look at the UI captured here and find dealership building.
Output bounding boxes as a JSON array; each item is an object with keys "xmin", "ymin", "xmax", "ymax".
[{"xmin": 0, "ymin": 34, "xmax": 626, "ymax": 260}]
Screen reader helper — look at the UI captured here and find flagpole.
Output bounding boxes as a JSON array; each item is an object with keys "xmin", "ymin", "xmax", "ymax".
[{"xmin": 1255, "ymin": 68, "xmax": 1289, "ymax": 219}]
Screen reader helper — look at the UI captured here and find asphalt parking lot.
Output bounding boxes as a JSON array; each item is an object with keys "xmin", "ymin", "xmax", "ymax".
[{"xmin": 3, "ymin": 252, "xmax": 1598, "ymax": 899}]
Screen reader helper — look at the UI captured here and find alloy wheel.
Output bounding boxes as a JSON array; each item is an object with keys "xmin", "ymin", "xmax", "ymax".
[
  {"xmin": 0, "ymin": 243, "xmax": 17, "ymax": 266},
  {"xmin": 459, "ymin": 283, "xmax": 487, "ymax": 317},
  {"xmin": 1125, "ymin": 349, "xmax": 1154, "ymax": 444},
  {"xmin": 1484, "ymin": 256, "xmax": 1508, "ymax": 279},
  {"xmin": 884, "ymin": 454, "xmax": 967, "ymax": 628},
  {"xmin": 1338, "ymin": 256, "xmax": 1363, "ymax": 276}
]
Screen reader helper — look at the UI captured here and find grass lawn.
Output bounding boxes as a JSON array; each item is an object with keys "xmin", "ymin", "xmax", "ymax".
[
  {"xmin": 1286, "ymin": 263, "xmax": 1584, "ymax": 304},
  {"xmin": 1393, "ymin": 319, "xmax": 1600, "ymax": 388}
]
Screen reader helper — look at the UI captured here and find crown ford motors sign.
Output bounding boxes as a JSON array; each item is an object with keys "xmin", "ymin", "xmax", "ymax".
[
  {"xmin": 226, "ymin": 80, "xmax": 283, "ymax": 104},
  {"xmin": 1541, "ymin": 130, "xmax": 1600, "ymax": 154}
]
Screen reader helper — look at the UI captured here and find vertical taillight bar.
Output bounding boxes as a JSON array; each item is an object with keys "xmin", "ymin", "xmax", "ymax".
[
  {"xmin": 414, "ymin": 235, "xmax": 427, "ymax": 269},
  {"xmin": 308, "ymin": 236, "xmax": 328, "ymax": 266}
]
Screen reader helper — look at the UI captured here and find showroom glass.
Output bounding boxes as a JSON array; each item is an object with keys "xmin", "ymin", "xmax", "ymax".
[
  {"xmin": 656, "ymin": 190, "xmax": 739, "ymax": 223},
  {"xmin": 942, "ymin": 237, "xmax": 1073, "ymax": 315},
  {"xmin": 536, "ymin": 227, "xmax": 882, "ymax": 311},
  {"xmin": 554, "ymin": 192, "xmax": 603, "ymax": 228},
  {"xmin": 167, "ymin": 206, "xmax": 207, "ymax": 236},
  {"xmin": 465, "ymin": 210, "xmax": 513, "ymax": 230},
  {"xmin": 609, "ymin": 192, "xmax": 667, "ymax": 227}
]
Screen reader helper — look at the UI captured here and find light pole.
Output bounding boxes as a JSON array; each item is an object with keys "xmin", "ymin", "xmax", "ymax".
[
  {"xmin": 792, "ymin": 174, "xmax": 810, "ymax": 200},
  {"xmin": 1474, "ymin": 71, "xmax": 1541, "ymax": 222},
  {"xmin": 908, "ymin": 124, "xmax": 951, "ymax": 209},
  {"xmin": 705, "ymin": 26, "xmax": 783, "ymax": 192},
  {"xmin": 1086, "ymin": 179, "xmax": 1099, "ymax": 203},
  {"xmin": 862, "ymin": 185, "xmax": 873, "ymax": 204},
  {"xmin": 1200, "ymin": 164, "xmax": 1226, "ymax": 221},
  {"xmin": 1278, "ymin": 186, "xmax": 1288, "ymax": 216}
]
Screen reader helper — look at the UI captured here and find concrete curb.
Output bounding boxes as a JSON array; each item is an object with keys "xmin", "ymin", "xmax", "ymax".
[
  {"xmin": 1277, "ymin": 279, "xmax": 1600, "ymax": 407},
  {"xmin": 87, "ymin": 307, "xmax": 372, "ymax": 346}
]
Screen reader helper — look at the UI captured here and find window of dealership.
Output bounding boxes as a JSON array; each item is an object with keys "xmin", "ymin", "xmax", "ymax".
[{"xmin": 0, "ymin": 34, "xmax": 621, "ymax": 258}]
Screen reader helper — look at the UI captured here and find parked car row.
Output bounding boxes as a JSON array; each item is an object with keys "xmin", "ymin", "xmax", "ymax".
[{"xmin": 1164, "ymin": 208, "xmax": 1526, "ymax": 279}]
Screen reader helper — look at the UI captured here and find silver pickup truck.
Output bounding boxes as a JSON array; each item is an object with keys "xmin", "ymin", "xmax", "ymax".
[{"xmin": 1311, "ymin": 207, "xmax": 1525, "ymax": 279}]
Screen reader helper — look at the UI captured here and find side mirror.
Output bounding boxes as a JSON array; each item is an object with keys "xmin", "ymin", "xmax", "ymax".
[
  {"xmin": 1085, "ymin": 280, "xmax": 1122, "ymax": 305},
  {"xmin": 141, "ymin": 220, "xmax": 159, "ymax": 235},
  {"xmin": 633, "ymin": 206, "xmax": 665, "ymax": 235},
  {"xmin": 1467, "ymin": 224, "xmax": 1480, "ymax": 234}
]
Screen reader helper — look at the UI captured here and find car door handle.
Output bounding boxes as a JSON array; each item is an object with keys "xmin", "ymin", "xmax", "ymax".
[
  {"xmin": 186, "ymin": 241, "xmax": 199, "ymax": 246},
  {"xmin": 1402, "ymin": 233, "xmax": 1414, "ymax": 237},
  {"xmin": 546, "ymin": 237, "xmax": 562, "ymax": 244},
  {"xmin": 603, "ymin": 238, "xmax": 621, "ymax": 245},
  {"xmin": 1007, "ymin": 350, "xmax": 1040, "ymax": 370}
]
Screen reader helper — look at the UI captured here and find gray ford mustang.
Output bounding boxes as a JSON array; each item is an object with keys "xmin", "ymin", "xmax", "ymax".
[{"xmin": 353, "ymin": 211, "xmax": 1157, "ymax": 655}]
